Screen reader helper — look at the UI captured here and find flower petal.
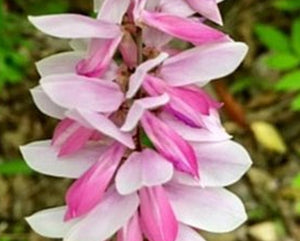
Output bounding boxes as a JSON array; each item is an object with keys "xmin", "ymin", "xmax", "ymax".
[
  {"xmin": 166, "ymin": 185, "xmax": 247, "ymax": 233},
  {"xmin": 40, "ymin": 74, "xmax": 124, "ymax": 113},
  {"xmin": 30, "ymin": 86, "xmax": 66, "ymax": 119},
  {"xmin": 160, "ymin": 42, "xmax": 248, "ymax": 86},
  {"xmin": 36, "ymin": 51, "xmax": 84, "ymax": 77},
  {"xmin": 159, "ymin": 113, "xmax": 231, "ymax": 142},
  {"xmin": 185, "ymin": 0, "xmax": 223, "ymax": 25},
  {"xmin": 116, "ymin": 149, "xmax": 173, "ymax": 195},
  {"xmin": 160, "ymin": 0, "xmax": 194, "ymax": 17},
  {"xmin": 65, "ymin": 189, "xmax": 139, "ymax": 241},
  {"xmin": 196, "ymin": 140, "xmax": 252, "ymax": 186},
  {"xmin": 117, "ymin": 213, "xmax": 143, "ymax": 241},
  {"xmin": 26, "ymin": 206, "xmax": 76, "ymax": 238},
  {"xmin": 176, "ymin": 224, "xmax": 206, "ymax": 241},
  {"xmin": 121, "ymin": 94, "xmax": 170, "ymax": 132},
  {"xmin": 98, "ymin": 0, "xmax": 131, "ymax": 24},
  {"xmin": 65, "ymin": 143, "xmax": 126, "ymax": 220},
  {"xmin": 140, "ymin": 11, "xmax": 225, "ymax": 45},
  {"xmin": 20, "ymin": 140, "xmax": 102, "ymax": 178},
  {"xmin": 140, "ymin": 186, "xmax": 178, "ymax": 241},
  {"xmin": 119, "ymin": 32, "xmax": 138, "ymax": 69},
  {"xmin": 76, "ymin": 36, "xmax": 122, "ymax": 77},
  {"xmin": 57, "ymin": 127, "xmax": 94, "ymax": 157},
  {"xmin": 126, "ymin": 52, "xmax": 169, "ymax": 98},
  {"xmin": 28, "ymin": 14, "xmax": 120, "ymax": 39},
  {"xmin": 141, "ymin": 111, "xmax": 198, "ymax": 177},
  {"xmin": 66, "ymin": 109, "xmax": 135, "ymax": 149}
]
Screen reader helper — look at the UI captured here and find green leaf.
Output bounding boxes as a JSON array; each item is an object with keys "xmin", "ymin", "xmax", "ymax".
[
  {"xmin": 292, "ymin": 18, "xmax": 300, "ymax": 57},
  {"xmin": 0, "ymin": 160, "xmax": 33, "ymax": 175},
  {"xmin": 274, "ymin": 0, "xmax": 300, "ymax": 11},
  {"xmin": 275, "ymin": 70, "xmax": 300, "ymax": 90},
  {"xmin": 291, "ymin": 94, "xmax": 300, "ymax": 111},
  {"xmin": 265, "ymin": 53, "xmax": 300, "ymax": 70},
  {"xmin": 255, "ymin": 24, "xmax": 290, "ymax": 53},
  {"xmin": 141, "ymin": 132, "xmax": 154, "ymax": 148}
]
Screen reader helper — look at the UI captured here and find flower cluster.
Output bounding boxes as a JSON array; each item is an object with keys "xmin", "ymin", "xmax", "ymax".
[{"xmin": 21, "ymin": 0, "xmax": 252, "ymax": 241}]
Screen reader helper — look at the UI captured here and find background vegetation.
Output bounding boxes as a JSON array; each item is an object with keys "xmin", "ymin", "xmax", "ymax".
[{"xmin": 0, "ymin": 0, "xmax": 300, "ymax": 240}]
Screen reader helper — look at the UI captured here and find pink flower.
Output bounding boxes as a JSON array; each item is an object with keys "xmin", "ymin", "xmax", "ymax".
[{"xmin": 21, "ymin": 0, "xmax": 253, "ymax": 241}]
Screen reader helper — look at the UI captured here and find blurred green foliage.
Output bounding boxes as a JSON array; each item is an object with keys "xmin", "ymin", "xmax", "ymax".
[
  {"xmin": 273, "ymin": 0, "xmax": 300, "ymax": 11},
  {"xmin": 255, "ymin": 17, "xmax": 300, "ymax": 111},
  {"xmin": 0, "ymin": 0, "xmax": 30, "ymax": 88},
  {"xmin": 0, "ymin": 159, "xmax": 32, "ymax": 175},
  {"xmin": 0, "ymin": 0, "xmax": 71, "ymax": 89}
]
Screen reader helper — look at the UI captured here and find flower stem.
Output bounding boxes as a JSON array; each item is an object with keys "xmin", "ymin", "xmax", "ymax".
[{"xmin": 135, "ymin": 27, "xmax": 144, "ymax": 151}]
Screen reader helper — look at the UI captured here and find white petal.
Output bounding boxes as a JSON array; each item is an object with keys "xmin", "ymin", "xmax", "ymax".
[
  {"xmin": 98, "ymin": 0, "xmax": 131, "ymax": 24},
  {"xmin": 176, "ymin": 224, "xmax": 206, "ymax": 241},
  {"xmin": 195, "ymin": 140, "xmax": 252, "ymax": 187},
  {"xmin": 166, "ymin": 185, "xmax": 247, "ymax": 233},
  {"xmin": 28, "ymin": 14, "xmax": 120, "ymax": 39},
  {"xmin": 26, "ymin": 206, "xmax": 76, "ymax": 238},
  {"xmin": 40, "ymin": 74, "xmax": 124, "ymax": 113},
  {"xmin": 65, "ymin": 189, "xmax": 139, "ymax": 241},
  {"xmin": 116, "ymin": 149, "xmax": 173, "ymax": 195},
  {"xmin": 36, "ymin": 51, "xmax": 85, "ymax": 77},
  {"xmin": 160, "ymin": 42, "xmax": 248, "ymax": 86},
  {"xmin": 30, "ymin": 86, "xmax": 66, "ymax": 119},
  {"xmin": 121, "ymin": 94, "xmax": 170, "ymax": 132},
  {"xmin": 126, "ymin": 52, "xmax": 169, "ymax": 98},
  {"xmin": 173, "ymin": 140, "xmax": 252, "ymax": 187},
  {"xmin": 20, "ymin": 140, "xmax": 102, "ymax": 178}
]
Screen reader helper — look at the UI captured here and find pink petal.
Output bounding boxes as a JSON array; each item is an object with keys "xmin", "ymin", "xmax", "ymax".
[
  {"xmin": 98, "ymin": 0, "xmax": 131, "ymax": 24},
  {"xmin": 28, "ymin": 14, "xmax": 121, "ymax": 39},
  {"xmin": 30, "ymin": 86, "xmax": 66, "ymax": 119},
  {"xmin": 159, "ymin": 113, "xmax": 231, "ymax": 143},
  {"xmin": 140, "ymin": 11, "xmax": 225, "ymax": 45},
  {"xmin": 76, "ymin": 36, "xmax": 122, "ymax": 78},
  {"xmin": 40, "ymin": 74, "xmax": 124, "ymax": 113},
  {"xmin": 160, "ymin": 42, "xmax": 248, "ymax": 86},
  {"xmin": 116, "ymin": 149, "xmax": 173, "ymax": 195},
  {"xmin": 117, "ymin": 213, "xmax": 143, "ymax": 241},
  {"xmin": 126, "ymin": 52, "xmax": 169, "ymax": 98},
  {"xmin": 26, "ymin": 206, "xmax": 76, "ymax": 239},
  {"xmin": 66, "ymin": 109, "xmax": 135, "ymax": 149},
  {"xmin": 36, "ymin": 51, "xmax": 84, "ymax": 77},
  {"xmin": 166, "ymin": 185, "xmax": 247, "ymax": 233},
  {"xmin": 52, "ymin": 118, "xmax": 76, "ymax": 145},
  {"xmin": 185, "ymin": 0, "xmax": 223, "ymax": 25},
  {"xmin": 66, "ymin": 189, "xmax": 139, "ymax": 241},
  {"xmin": 119, "ymin": 32, "xmax": 138, "ymax": 69},
  {"xmin": 121, "ymin": 94, "xmax": 170, "ymax": 132},
  {"xmin": 140, "ymin": 186, "xmax": 178, "ymax": 241},
  {"xmin": 20, "ymin": 140, "xmax": 102, "ymax": 178},
  {"xmin": 143, "ymin": 75, "xmax": 221, "ymax": 127},
  {"xmin": 65, "ymin": 143, "xmax": 126, "ymax": 220},
  {"xmin": 141, "ymin": 111, "xmax": 198, "ymax": 178},
  {"xmin": 58, "ymin": 127, "xmax": 94, "ymax": 157}
]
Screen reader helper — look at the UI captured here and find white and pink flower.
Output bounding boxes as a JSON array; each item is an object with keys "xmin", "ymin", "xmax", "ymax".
[{"xmin": 21, "ymin": 0, "xmax": 252, "ymax": 241}]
